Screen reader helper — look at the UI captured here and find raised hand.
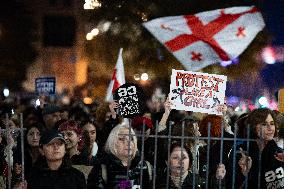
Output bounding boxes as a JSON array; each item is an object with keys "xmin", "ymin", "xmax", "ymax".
[
  {"xmin": 216, "ymin": 163, "xmax": 226, "ymax": 179},
  {"xmin": 274, "ymin": 151, "xmax": 284, "ymax": 162},
  {"xmin": 109, "ymin": 100, "xmax": 119, "ymax": 119},
  {"xmin": 164, "ymin": 97, "xmax": 173, "ymax": 115},
  {"xmin": 238, "ymin": 148, "xmax": 252, "ymax": 176}
]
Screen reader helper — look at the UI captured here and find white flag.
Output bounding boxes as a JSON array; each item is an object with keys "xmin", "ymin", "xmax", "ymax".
[
  {"xmin": 105, "ymin": 48, "xmax": 125, "ymax": 102},
  {"xmin": 143, "ymin": 6, "xmax": 265, "ymax": 71}
]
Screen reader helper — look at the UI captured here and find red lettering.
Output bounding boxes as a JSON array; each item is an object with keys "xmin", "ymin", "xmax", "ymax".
[{"xmin": 176, "ymin": 72, "xmax": 184, "ymax": 86}]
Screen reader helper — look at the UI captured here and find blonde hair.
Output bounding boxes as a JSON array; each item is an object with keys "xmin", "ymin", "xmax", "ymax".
[{"xmin": 104, "ymin": 123, "xmax": 138, "ymax": 160}]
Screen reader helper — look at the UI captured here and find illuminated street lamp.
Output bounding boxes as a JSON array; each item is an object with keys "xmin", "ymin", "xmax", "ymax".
[
  {"xmin": 258, "ymin": 96, "xmax": 268, "ymax": 107},
  {"xmin": 86, "ymin": 33, "xmax": 93, "ymax": 40},
  {"xmin": 91, "ymin": 28, "xmax": 99, "ymax": 36},
  {"xmin": 3, "ymin": 88, "xmax": 9, "ymax": 97},
  {"xmin": 134, "ymin": 74, "xmax": 140, "ymax": 81},
  {"xmin": 141, "ymin": 73, "xmax": 149, "ymax": 81},
  {"xmin": 84, "ymin": 0, "xmax": 101, "ymax": 9}
]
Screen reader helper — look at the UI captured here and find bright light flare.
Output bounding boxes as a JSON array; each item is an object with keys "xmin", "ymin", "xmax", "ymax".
[
  {"xmin": 262, "ymin": 47, "xmax": 276, "ymax": 64},
  {"xmin": 91, "ymin": 28, "xmax": 99, "ymax": 36},
  {"xmin": 3, "ymin": 88, "xmax": 9, "ymax": 97},
  {"xmin": 141, "ymin": 73, "xmax": 149, "ymax": 81},
  {"xmin": 86, "ymin": 33, "xmax": 93, "ymax": 40},
  {"xmin": 258, "ymin": 96, "xmax": 268, "ymax": 107}
]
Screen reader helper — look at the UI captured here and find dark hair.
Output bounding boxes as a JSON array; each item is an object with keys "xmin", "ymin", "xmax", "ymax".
[
  {"xmin": 235, "ymin": 113, "xmax": 249, "ymax": 138},
  {"xmin": 246, "ymin": 108, "xmax": 277, "ymax": 139},
  {"xmin": 22, "ymin": 122, "xmax": 44, "ymax": 149},
  {"xmin": 170, "ymin": 141, "xmax": 193, "ymax": 167}
]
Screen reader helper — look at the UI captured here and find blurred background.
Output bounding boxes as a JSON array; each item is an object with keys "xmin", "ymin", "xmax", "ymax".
[{"xmin": 0, "ymin": 0, "xmax": 283, "ymax": 112}]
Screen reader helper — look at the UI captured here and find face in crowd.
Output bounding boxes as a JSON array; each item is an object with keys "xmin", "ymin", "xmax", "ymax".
[
  {"xmin": 248, "ymin": 108, "xmax": 277, "ymax": 141},
  {"xmin": 115, "ymin": 128, "xmax": 135, "ymax": 160},
  {"xmin": 61, "ymin": 129, "xmax": 80, "ymax": 150},
  {"xmin": 43, "ymin": 112, "xmax": 61, "ymax": 130},
  {"xmin": 27, "ymin": 127, "xmax": 41, "ymax": 147},
  {"xmin": 105, "ymin": 124, "xmax": 138, "ymax": 163},
  {"xmin": 255, "ymin": 113, "xmax": 275, "ymax": 141},
  {"xmin": 42, "ymin": 139, "xmax": 66, "ymax": 162},
  {"xmin": 82, "ymin": 123, "xmax": 96, "ymax": 144},
  {"xmin": 169, "ymin": 146, "xmax": 190, "ymax": 177}
]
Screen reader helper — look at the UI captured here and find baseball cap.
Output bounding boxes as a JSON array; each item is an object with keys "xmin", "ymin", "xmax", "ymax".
[{"xmin": 40, "ymin": 130, "xmax": 66, "ymax": 146}]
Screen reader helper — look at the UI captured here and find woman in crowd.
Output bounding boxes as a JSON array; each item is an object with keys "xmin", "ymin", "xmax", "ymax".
[
  {"xmin": 58, "ymin": 120, "xmax": 82, "ymax": 161},
  {"xmin": 157, "ymin": 142, "xmax": 198, "ymax": 188},
  {"xmin": 157, "ymin": 142, "xmax": 225, "ymax": 189},
  {"xmin": 13, "ymin": 122, "xmax": 44, "ymax": 184},
  {"xmin": 79, "ymin": 121, "xmax": 100, "ymax": 165},
  {"xmin": 226, "ymin": 108, "xmax": 284, "ymax": 188},
  {"xmin": 13, "ymin": 129, "xmax": 86, "ymax": 189},
  {"xmin": 87, "ymin": 123, "xmax": 152, "ymax": 189}
]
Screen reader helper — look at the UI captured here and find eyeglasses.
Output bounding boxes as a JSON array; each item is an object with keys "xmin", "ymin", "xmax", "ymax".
[{"xmin": 118, "ymin": 135, "xmax": 134, "ymax": 143}]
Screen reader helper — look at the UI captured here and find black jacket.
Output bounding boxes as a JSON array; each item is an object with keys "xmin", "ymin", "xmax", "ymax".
[
  {"xmin": 87, "ymin": 152, "xmax": 152, "ymax": 189},
  {"xmin": 27, "ymin": 163, "xmax": 86, "ymax": 189},
  {"xmin": 226, "ymin": 139, "xmax": 284, "ymax": 189},
  {"xmin": 156, "ymin": 171, "xmax": 200, "ymax": 189}
]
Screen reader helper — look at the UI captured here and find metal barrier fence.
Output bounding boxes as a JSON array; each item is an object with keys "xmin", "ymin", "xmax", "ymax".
[
  {"xmin": 1, "ymin": 116, "xmax": 280, "ymax": 189},
  {"xmin": 122, "ymin": 120, "xmax": 267, "ymax": 189}
]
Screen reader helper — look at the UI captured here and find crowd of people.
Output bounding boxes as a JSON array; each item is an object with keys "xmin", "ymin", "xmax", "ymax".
[{"xmin": 0, "ymin": 92, "xmax": 284, "ymax": 189}]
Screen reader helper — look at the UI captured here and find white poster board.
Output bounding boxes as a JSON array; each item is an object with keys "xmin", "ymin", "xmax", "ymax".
[{"xmin": 170, "ymin": 69, "xmax": 227, "ymax": 115}]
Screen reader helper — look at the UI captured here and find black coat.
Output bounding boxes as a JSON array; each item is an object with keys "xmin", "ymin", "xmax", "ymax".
[
  {"xmin": 27, "ymin": 164, "xmax": 86, "ymax": 189},
  {"xmin": 87, "ymin": 152, "xmax": 152, "ymax": 189},
  {"xmin": 226, "ymin": 139, "xmax": 284, "ymax": 189},
  {"xmin": 156, "ymin": 171, "xmax": 200, "ymax": 189}
]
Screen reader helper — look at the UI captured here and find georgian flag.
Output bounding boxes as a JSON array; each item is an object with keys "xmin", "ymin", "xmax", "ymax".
[
  {"xmin": 143, "ymin": 6, "xmax": 265, "ymax": 71},
  {"xmin": 105, "ymin": 48, "xmax": 125, "ymax": 102}
]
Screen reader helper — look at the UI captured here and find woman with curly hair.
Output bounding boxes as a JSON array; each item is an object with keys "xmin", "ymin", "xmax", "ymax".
[{"xmin": 226, "ymin": 108, "xmax": 284, "ymax": 188}]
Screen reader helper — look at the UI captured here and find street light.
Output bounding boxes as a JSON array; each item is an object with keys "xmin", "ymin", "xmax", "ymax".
[
  {"xmin": 141, "ymin": 73, "xmax": 149, "ymax": 81},
  {"xmin": 86, "ymin": 33, "xmax": 93, "ymax": 40},
  {"xmin": 91, "ymin": 28, "xmax": 99, "ymax": 36},
  {"xmin": 3, "ymin": 88, "xmax": 9, "ymax": 97}
]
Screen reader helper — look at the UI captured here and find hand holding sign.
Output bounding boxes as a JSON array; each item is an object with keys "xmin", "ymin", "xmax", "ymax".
[
  {"xmin": 164, "ymin": 97, "xmax": 173, "ymax": 115},
  {"xmin": 238, "ymin": 147, "xmax": 252, "ymax": 176},
  {"xmin": 109, "ymin": 100, "xmax": 119, "ymax": 119}
]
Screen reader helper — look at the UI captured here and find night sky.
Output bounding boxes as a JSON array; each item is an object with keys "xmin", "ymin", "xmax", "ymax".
[{"xmin": 261, "ymin": 0, "xmax": 284, "ymax": 91}]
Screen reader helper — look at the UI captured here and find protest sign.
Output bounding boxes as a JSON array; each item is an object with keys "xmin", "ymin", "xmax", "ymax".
[
  {"xmin": 114, "ymin": 83, "xmax": 145, "ymax": 118},
  {"xmin": 35, "ymin": 77, "xmax": 56, "ymax": 95},
  {"xmin": 170, "ymin": 69, "xmax": 227, "ymax": 115}
]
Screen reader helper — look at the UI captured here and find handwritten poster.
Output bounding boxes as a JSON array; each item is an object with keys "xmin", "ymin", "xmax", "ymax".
[{"xmin": 170, "ymin": 69, "xmax": 227, "ymax": 115}]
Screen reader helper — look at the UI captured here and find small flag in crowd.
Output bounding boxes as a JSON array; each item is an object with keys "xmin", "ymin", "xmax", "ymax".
[
  {"xmin": 105, "ymin": 48, "xmax": 125, "ymax": 102},
  {"xmin": 143, "ymin": 6, "xmax": 265, "ymax": 71}
]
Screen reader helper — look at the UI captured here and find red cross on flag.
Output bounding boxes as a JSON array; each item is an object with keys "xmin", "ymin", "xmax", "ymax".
[
  {"xmin": 105, "ymin": 48, "xmax": 125, "ymax": 102},
  {"xmin": 143, "ymin": 6, "xmax": 265, "ymax": 71}
]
